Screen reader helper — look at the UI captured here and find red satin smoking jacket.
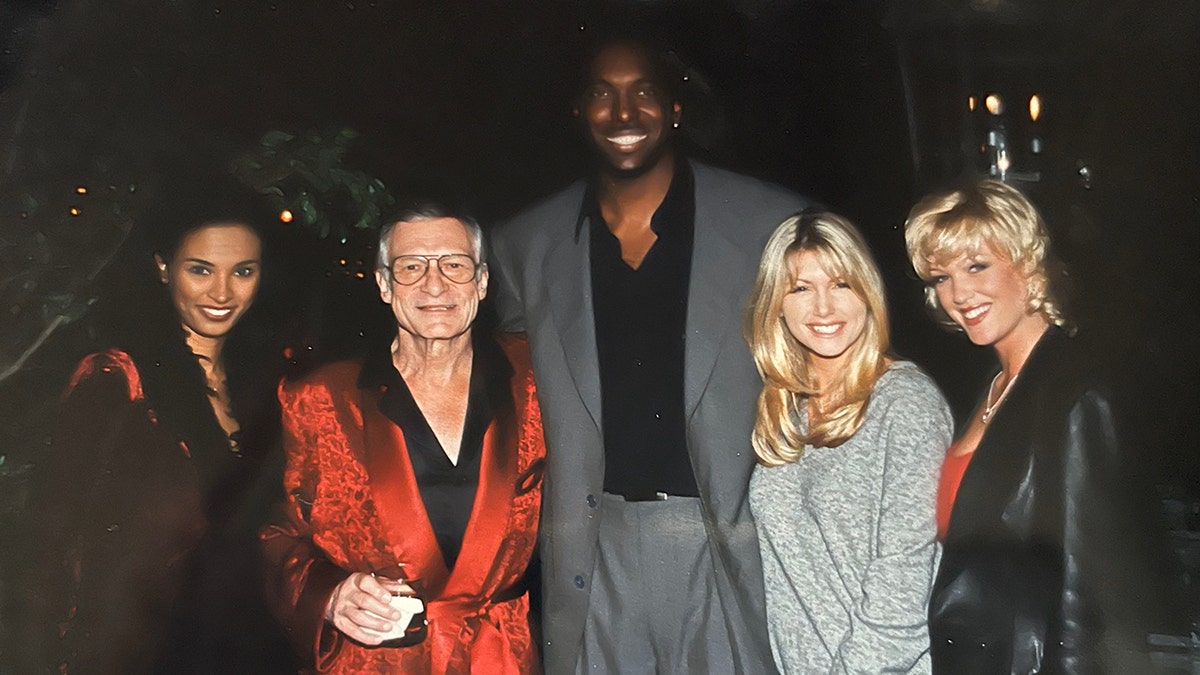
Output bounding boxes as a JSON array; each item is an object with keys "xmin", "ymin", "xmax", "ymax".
[{"xmin": 261, "ymin": 334, "xmax": 545, "ymax": 674}]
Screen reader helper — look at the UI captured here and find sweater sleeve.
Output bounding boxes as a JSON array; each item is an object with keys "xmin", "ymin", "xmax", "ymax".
[
  {"xmin": 833, "ymin": 373, "xmax": 952, "ymax": 674},
  {"xmin": 259, "ymin": 379, "xmax": 351, "ymax": 672}
]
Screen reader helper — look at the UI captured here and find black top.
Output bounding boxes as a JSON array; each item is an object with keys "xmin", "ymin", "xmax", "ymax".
[
  {"xmin": 582, "ymin": 160, "xmax": 700, "ymax": 498},
  {"xmin": 930, "ymin": 328, "xmax": 1189, "ymax": 674},
  {"xmin": 357, "ymin": 334, "xmax": 513, "ymax": 569}
]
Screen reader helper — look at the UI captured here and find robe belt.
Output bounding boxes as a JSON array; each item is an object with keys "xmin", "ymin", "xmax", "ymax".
[
  {"xmin": 428, "ymin": 584, "xmax": 530, "ymax": 675},
  {"xmin": 490, "ymin": 578, "xmax": 528, "ymax": 604}
]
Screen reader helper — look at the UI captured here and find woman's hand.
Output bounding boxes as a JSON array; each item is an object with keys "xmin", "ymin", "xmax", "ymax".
[{"xmin": 323, "ymin": 572, "xmax": 411, "ymax": 645}]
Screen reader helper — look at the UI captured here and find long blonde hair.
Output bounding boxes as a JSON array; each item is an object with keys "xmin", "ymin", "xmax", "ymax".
[{"xmin": 744, "ymin": 211, "xmax": 890, "ymax": 466}]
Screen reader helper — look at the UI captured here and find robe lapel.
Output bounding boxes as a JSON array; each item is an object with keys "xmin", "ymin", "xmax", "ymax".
[
  {"xmin": 442, "ymin": 402, "xmax": 521, "ymax": 598},
  {"xmin": 546, "ymin": 223, "xmax": 602, "ymax": 432},
  {"xmin": 361, "ymin": 390, "xmax": 450, "ymax": 592}
]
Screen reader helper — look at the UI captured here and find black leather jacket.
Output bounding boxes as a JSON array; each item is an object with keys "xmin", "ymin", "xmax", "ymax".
[{"xmin": 930, "ymin": 328, "xmax": 1187, "ymax": 674}]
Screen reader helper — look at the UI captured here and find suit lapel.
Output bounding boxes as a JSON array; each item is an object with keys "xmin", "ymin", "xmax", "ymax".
[
  {"xmin": 546, "ymin": 166, "xmax": 753, "ymax": 425},
  {"xmin": 684, "ymin": 164, "xmax": 754, "ymax": 419},
  {"xmin": 546, "ymin": 218, "xmax": 603, "ymax": 432}
]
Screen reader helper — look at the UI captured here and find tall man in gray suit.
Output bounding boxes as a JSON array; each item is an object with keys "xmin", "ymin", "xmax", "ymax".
[{"xmin": 489, "ymin": 36, "xmax": 812, "ymax": 674}]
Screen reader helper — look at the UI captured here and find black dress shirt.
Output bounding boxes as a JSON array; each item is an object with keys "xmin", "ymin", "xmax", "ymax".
[
  {"xmin": 357, "ymin": 333, "xmax": 513, "ymax": 569},
  {"xmin": 583, "ymin": 160, "xmax": 700, "ymax": 498}
]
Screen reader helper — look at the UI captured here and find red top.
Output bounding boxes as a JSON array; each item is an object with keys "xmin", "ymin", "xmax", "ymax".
[{"xmin": 937, "ymin": 445, "xmax": 974, "ymax": 540}]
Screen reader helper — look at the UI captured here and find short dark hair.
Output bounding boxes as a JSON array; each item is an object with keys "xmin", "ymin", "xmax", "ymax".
[{"xmin": 576, "ymin": 28, "xmax": 686, "ymax": 104}]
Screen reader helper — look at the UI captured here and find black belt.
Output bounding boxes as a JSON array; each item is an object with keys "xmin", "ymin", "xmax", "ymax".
[{"xmin": 490, "ymin": 579, "xmax": 528, "ymax": 604}]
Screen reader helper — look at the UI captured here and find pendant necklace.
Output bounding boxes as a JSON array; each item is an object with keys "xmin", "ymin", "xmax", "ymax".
[
  {"xmin": 981, "ymin": 371, "xmax": 1018, "ymax": 424},
  {"xmin": 197, "ymin": 353, "xmax": 240, "ymax": 455}
]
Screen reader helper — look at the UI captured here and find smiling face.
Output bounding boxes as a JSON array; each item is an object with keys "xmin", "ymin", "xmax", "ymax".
[
  {"xmin": 781, "ymin": 250, "xmax": 869, "ymax": 382},
  {"xmin": 926, "ymin": 243, "xmax": 1049, "ymax": 352},
  {"xmin": 156, "ymin": 223, "xmax": 262, "ymax": 341},
  {"xmin": 580, "ymin": 42, "xmax": 682, "ymax": 178},
  {"xmin": 374, "ymin": 217, "xmax": 488, "ymax": 345}
]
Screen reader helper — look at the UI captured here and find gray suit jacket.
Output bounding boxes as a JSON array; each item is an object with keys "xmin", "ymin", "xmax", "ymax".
[{"xmin": 489, "ymin": 160, "xmax": 810, "ymax": 674}]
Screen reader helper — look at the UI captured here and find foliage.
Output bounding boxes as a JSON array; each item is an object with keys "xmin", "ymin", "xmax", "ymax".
[
  {"xmin": 0, "ymin": 177, "xmax": 140, "ymax": 386},
  {"xmin": 230, "ymin": 127, "xmax": 395, "ymax": 243}
]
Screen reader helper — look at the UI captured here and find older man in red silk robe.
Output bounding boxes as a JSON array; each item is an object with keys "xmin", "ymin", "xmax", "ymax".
[{"xmin": 261, "ymin": 205, "xmax": 546, "ymax": 674}]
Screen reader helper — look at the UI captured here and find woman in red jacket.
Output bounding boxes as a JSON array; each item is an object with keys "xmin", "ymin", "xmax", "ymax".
[{"xmin": 10, "ymin": 174, "xmax": 295, "ymax": 673}]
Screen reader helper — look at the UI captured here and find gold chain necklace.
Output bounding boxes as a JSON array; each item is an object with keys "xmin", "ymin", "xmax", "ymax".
[{"xmin": 981, "ymin": 371, "xmax": 1018, "ymax": 424}]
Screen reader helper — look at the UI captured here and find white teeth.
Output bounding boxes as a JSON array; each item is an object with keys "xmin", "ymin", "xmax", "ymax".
[
  {"xmin": 964, "ymin": 305, "xmax": 988, "ymax": 320},
  {"xmin": 608, "ymin": 134, "xmax": 647, "ymax": 146},
  {"xmin": 202, "ymin": 308, "xmax": 232, "ymax": 318},
  {"xmin": 810, "ymin": 324, "xmax": 841, "ymax": 335}
]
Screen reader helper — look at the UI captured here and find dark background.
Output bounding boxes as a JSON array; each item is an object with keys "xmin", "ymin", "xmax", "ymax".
[{"xmin": 1, "ymin": 0, "xmax": 1198, "ymax": 643}]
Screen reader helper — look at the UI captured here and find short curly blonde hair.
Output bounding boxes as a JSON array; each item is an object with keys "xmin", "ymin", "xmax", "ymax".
[{"xmin": 904, "ymin": 179, "xmax": 1069, "ymax": 331}]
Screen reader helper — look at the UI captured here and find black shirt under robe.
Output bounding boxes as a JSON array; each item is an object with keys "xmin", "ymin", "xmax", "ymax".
[{"xmin": 356, "ymin": 334, "xmax": 512, "ymax": 569}]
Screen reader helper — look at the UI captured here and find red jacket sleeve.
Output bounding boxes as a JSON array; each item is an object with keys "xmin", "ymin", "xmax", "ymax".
[{"xmin": 259, "ymin": 378, "xmax": 351, "ymax": 671}]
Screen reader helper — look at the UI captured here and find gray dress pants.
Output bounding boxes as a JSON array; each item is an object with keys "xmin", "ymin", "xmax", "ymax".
[{"xmin": 575, "ymin": 493, "xmax": 735, "ymax": 674}]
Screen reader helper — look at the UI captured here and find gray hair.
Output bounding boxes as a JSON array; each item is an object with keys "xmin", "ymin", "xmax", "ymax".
[{"xmin": 376, "ymin": 203, "xmax": 485, "ymax": 271}]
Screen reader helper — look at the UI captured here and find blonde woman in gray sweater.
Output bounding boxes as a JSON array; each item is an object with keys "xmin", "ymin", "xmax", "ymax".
[{"xmin": 744, "ymin": 211, "xmax": 952, "ymax": 674}]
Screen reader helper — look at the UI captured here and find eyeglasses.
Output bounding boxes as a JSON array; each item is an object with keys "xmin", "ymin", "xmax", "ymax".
[{"xmin": 387, "ymin": 254, "xmax": 480, "ymax": 286}]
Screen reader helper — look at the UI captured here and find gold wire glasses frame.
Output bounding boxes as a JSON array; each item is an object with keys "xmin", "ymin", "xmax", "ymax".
[{"xmin": 387, "ymin": 254, "xmax": 480, "ymax": 286}]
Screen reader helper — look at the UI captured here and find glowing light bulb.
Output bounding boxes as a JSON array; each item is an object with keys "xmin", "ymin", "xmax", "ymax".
[
  {"xmin": 279, "ymin": 209, "xmax": 294, "ymax": 223},
  {"xmin": 75, "ymin": 186, "xmax": 88, "ymax": 194},
  {"xmin": 69, "ymin": 207, "xmax": 81, "ymax": 216},
  {"xmin": 968, "ymin": 96, "xmax": 977, "ymax": 111},
  {"xmin": 1029, "ymin": 94, "xmax": 1042, "ymax": 122},
  {"xmin": 985, "ymin": 94, "xmax": 1004, "ymax": 115}
]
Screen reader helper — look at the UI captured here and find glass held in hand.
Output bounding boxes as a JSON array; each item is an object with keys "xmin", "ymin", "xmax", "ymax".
[{"xmin": 372, "ymin": 563, "xmax": 428, "ymax": 648}]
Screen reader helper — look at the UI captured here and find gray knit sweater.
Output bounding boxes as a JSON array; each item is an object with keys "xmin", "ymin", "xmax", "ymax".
[{"xmin": 749, "ymin": 361, "xmax": 952, "ymax": 675}]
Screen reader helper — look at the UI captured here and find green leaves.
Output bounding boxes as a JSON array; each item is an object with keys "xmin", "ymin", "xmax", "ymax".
[{"xmin": 231, "ymin": 126, "xmax": 395, "ymax": 242}]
